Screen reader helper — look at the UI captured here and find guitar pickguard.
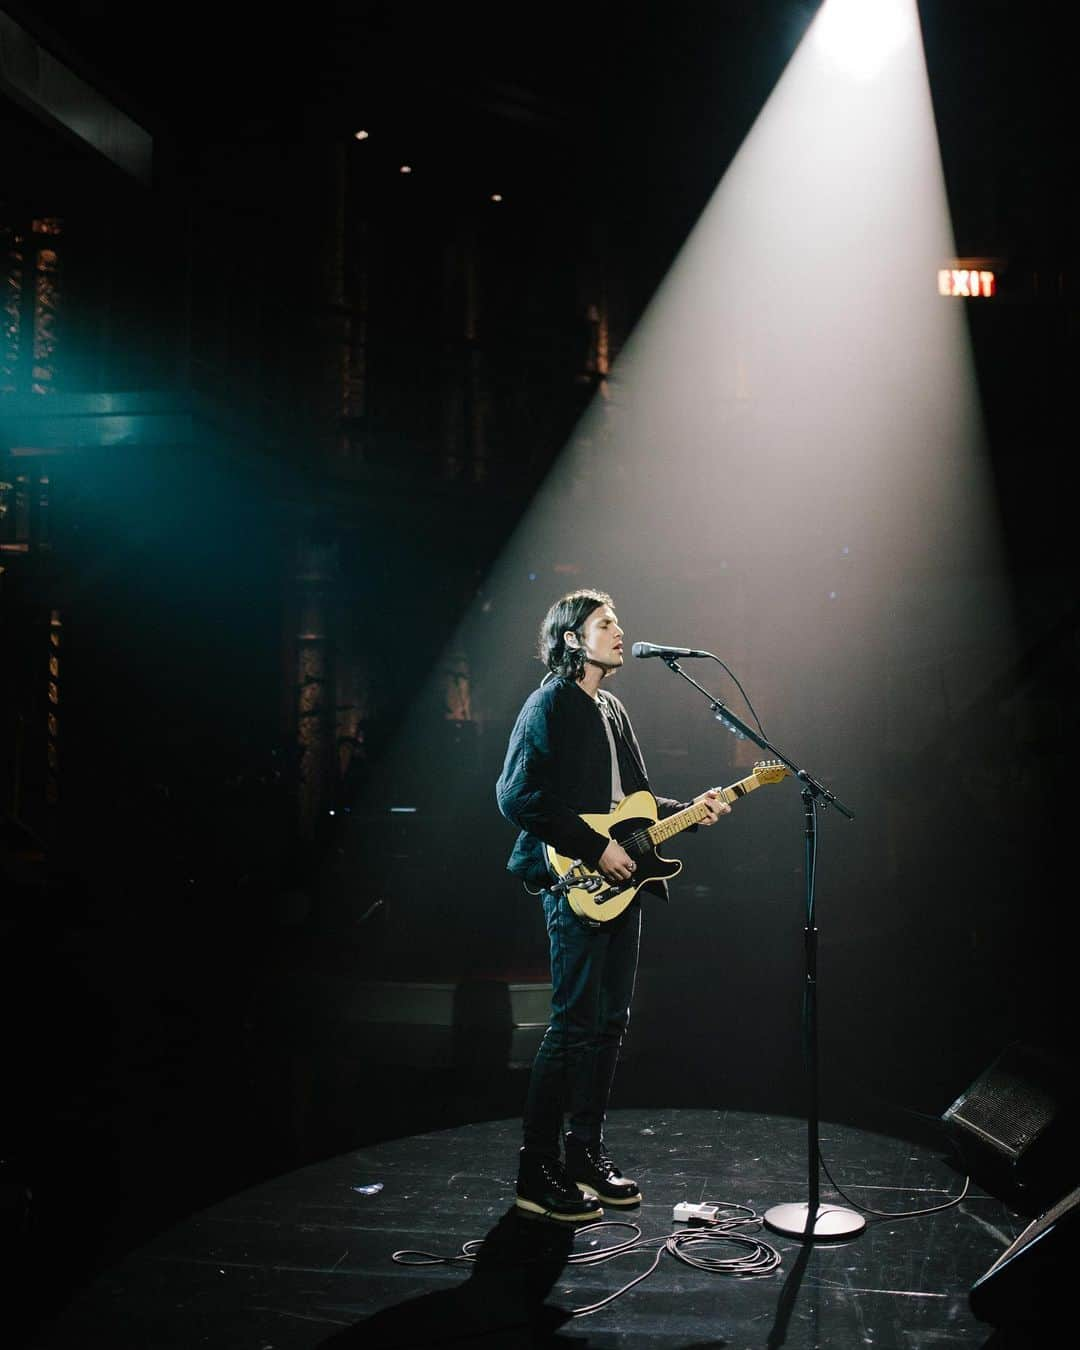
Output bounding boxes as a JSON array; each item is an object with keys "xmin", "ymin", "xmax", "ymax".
[{"xmin": 548, "ymin": 799, "xmax": 683, "ymax": 924}]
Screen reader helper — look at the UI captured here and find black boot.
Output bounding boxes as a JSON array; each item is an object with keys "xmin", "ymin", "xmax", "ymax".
[
  {"xmin": 565, "ymin": 1136, "xmax": 642, "ymax": 1206},
  {"xmin": 515, "ymin": 1150, "xmax": 604, "ymax": 1222}
]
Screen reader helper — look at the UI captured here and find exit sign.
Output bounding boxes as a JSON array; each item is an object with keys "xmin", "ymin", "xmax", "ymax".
[{"xmin": 939, "ymin": 258, "xmax": 1002, "ymax": 298}]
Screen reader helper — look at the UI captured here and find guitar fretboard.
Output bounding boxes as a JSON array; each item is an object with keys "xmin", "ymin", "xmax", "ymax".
[{"xmin": 646, "ymin": 774, "xmax": 760, "ymax": 844}]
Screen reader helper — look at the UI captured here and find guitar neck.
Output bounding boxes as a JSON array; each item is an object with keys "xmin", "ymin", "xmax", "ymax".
[{"xmin": 647, "ymin": 771, "xmax": 766, "ymax": 845}]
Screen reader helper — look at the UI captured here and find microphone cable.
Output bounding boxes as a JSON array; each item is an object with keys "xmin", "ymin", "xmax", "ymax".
[{"xmin": 705, "ymin": 653, "xmax": 768, "ymax": 739}]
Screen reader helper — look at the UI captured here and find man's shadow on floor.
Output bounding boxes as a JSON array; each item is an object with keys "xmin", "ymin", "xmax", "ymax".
[{"xmin": 316, "ymin": 1207, "xmax": 579, "ymax": 1349}]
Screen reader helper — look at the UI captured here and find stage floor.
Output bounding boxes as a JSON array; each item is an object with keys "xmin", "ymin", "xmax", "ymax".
[{"xmin": 27, "ymin": 1107, "xmax": 1026, "ymax": 1349}]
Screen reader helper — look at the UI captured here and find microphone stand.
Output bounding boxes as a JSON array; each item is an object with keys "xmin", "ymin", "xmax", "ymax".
[{"xmin": 658, "ymin": 654, "xmax": 864, "ymax": 1241}]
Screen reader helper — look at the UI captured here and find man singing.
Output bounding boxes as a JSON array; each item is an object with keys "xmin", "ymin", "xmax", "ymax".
[{"xmin": 496, "ymin": 589, "xmax": 729, "ymax": 1221}]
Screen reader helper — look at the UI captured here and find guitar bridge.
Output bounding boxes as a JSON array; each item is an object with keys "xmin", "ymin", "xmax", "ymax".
[
  {"xmin": 551, "ymin": 863, "xmax": 605, "ymax": 897},
  {"xmin": 552, "ymin": 864, "xmax": 627, "ymax": 903}
]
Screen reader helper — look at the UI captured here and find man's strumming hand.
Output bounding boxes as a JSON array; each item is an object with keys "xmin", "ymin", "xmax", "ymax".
[{"xmin": 598, "ymin": 839, "xmax": 636, "ymax": 883}]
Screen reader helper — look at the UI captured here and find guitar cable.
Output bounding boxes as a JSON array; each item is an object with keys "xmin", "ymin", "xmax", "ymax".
[{"xmin": 391, "ymin": 1203, "xmax": 782, "ymax": 1318}]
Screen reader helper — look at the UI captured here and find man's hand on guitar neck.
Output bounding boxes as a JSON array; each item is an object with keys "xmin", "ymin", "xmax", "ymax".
[
  {"xmin": 694, "ymin": 789, "xmax": 731, "ymax": 826},
  {"xmin": 598, "ymin": 839, "xmax": 637, "ymax": 884}
]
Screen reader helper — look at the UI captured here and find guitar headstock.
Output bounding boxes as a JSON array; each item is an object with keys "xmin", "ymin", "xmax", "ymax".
[{"xmin": 752, "ymin": 759, "xmax": 792, "ymax": 786}]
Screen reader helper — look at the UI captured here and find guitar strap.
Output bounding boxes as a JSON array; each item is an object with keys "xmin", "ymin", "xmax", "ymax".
[{"xmin": 596, "ymin": 693, "xmax": 625, "ymax": 810}]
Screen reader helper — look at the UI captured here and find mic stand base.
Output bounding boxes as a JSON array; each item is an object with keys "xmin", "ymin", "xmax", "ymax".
[{"xmin": 763, "ymin": 1201, "xmax": 866, "ymax": 1240}]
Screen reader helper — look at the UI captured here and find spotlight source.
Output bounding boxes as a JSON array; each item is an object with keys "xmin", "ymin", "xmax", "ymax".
[{"xmin": 812, "ymin": 0, "xmax": 915, "ymax": 81}]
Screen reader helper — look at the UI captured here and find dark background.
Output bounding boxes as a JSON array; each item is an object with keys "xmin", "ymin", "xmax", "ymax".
[{"xmin": 1, "ymin": 3, "xmax": 1074, "ymax": 1343}]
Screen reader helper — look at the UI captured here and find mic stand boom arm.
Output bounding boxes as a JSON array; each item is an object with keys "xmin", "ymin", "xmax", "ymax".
[
  {"xmin": 659, "ymin": 653, "xmax": 862, "ymax": 1240},
  {"xmin": 659, "ymin": 654, "xmax": 853, "ymax": 820}
]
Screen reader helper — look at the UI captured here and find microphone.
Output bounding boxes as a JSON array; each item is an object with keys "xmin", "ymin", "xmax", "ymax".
[{"xmin": 632, "ymin": 641, "xmax": 711, "ymax": 660}]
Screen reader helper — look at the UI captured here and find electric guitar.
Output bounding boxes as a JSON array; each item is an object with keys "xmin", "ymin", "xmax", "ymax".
[{"xmin": 546, "ymin": 760, "xmax": 791, "ymax": 924}]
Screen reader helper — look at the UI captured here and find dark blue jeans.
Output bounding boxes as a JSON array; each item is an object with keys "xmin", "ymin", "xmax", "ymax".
[{"xmin": 522, "ymin": 890, "xmax": 642, "ymax": 1156}]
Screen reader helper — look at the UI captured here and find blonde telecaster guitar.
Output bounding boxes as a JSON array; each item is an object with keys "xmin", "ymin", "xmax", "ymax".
[{"xmin": 546, "ymin": 760, "xmax": 791, "ymax": 924}]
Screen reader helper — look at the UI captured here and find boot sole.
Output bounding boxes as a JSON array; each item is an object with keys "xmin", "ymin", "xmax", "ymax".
[
  {"xmin": 575, "ymin": 1181, "xmax": 643, "ymax": 1206},
  {"xmin": 515, "ymin": 1194, "xmax": 604, "ymax": 1222}
]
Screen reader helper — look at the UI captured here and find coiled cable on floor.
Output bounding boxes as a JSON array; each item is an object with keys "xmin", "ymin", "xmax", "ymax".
[
  {"xmin": 565, "ymin": 1212, "xmax": 781, "ymax": 1317},
  {"xmin": 667, "ymin": 1205, "xmax": 782, "ymax": 1277},
  {"xmin": 392, "ymin": 1203, "xmax": 782, "ymax": 1317}
]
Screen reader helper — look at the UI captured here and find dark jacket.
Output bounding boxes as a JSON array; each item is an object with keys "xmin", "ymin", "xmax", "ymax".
[{"xmin": 495, "ymin": 675, "xmax": 690, "ymax": 894}]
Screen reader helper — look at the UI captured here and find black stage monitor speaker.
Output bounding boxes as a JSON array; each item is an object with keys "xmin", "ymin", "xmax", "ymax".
[
  {"xmin": 942, "ymin": 1042, "xmax": 1077, "ymax": 1211},
  {"xmin": 970, "ymin": 1183, "xmax": 1080, "ymax": 1327}
]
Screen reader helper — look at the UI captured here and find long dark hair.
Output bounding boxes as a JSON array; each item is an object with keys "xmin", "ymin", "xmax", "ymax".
[{"xmin": 537, "ymin": 589, "xmax": 613, "ymax": 682}]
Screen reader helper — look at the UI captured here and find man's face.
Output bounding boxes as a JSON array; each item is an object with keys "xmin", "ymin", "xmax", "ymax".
[{"xmin": 575, "ymin": 603, "xmax": 624, "ymax": 671}]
